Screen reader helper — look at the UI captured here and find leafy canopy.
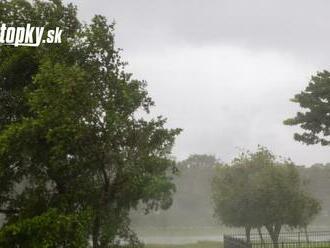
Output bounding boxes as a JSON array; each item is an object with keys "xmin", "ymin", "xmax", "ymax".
[
  {"xmin": 0, "ymin": 0, "xmax": 181, "ymax": 247},
  {"xmin": 212, "ymin": 147, "xmax": 320, "ymax": 245},
  {"xmin": 284, "ymin": 70, "xmax": 330, "ymax": 145}
]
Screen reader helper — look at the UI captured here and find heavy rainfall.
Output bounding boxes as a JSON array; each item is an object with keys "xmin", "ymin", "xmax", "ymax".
[{"xmin": 0, "ymin": 1, "xmax": 330, "ymax": 248}]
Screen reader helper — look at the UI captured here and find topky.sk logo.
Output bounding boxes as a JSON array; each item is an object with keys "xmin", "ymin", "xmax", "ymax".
[{"xmin": 0, "ymin": 24, "xmax": 63, "ymax": 47}]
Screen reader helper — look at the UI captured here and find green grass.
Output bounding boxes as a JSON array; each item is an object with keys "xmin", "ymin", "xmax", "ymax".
[{"xmin": 146, "ymin": 241, "xmax": 222, "ymax": 248}]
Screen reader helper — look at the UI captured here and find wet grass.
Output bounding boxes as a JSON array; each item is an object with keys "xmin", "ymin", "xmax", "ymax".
[
  {"xmin": 134, "ymin": 226, "xmax": 241, "ymax": 237},
  {"xmin": 146, "ymin": 241, "xmax": 222, "ymax": 248}
]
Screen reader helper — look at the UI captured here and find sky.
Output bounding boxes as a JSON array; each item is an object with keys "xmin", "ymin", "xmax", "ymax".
[{"xmin": 67, "ymin": 0, "xmax": 330, "ymax": 165}]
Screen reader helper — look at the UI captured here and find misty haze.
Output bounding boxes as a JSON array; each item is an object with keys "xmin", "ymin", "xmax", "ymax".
[{"xmin": 0, "ymin": 0, "xmax": 330, "ymax": 248}]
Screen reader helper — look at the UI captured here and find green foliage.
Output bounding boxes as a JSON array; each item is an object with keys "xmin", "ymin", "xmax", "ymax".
[
  {"xmin": 179, "ymin": 154, "xmax": 220, "ymax": 169},
  {"xmin": 0, "ymin": 209, "xmax": 90, "ymax": 248},
  {"xmin": 211, "ymin": 147, "xmax": 320, "ymax": 245},
  {"xmin": 284, "ymin": 71, "xmax": 330, "ymax": 145},
  {"xmin": 0, "ymin": 0, "xmax": 181, "ymax": 247}
]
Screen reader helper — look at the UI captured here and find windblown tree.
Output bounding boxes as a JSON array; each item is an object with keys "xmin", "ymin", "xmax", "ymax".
[
  {"xmin": 284, "ymin": 70, "xmax": 330, "ymax": 145},
  {"xmin": 0, "ymin": 0, "xmax": 181, "ymax": 247},
  {"xmin": 212, "ymin": 147, "xmax": 274, "ymax": 242},
  {"xmin": 254, "ymin": 159, "xmax": 320, "ymax": 247},
  {"xmin": 212, "ymin": 147, "xmax": 320, "ymax": 248}
]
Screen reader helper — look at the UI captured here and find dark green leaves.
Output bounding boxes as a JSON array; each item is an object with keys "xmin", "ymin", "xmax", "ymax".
[
  {"xmin": 211, "ymin": 147, "xmax": 320, "ymax": 231},
  {"xmin": 0, "ymin": 0, "xmax": 181, "ymax": 247},
  {"xmin": 284, "ymin": 70, "xmax": 330, "ymax": 145}
]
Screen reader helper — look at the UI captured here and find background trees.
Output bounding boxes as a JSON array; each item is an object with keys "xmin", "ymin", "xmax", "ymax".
[
  {"xmin": 131, "ymin": 154, "xmax": 221, "ymax": 228},
  {"xmin": 0, "ymin": 0, "xmax": 180, "ymax": 247},
  {"xmin": 211, "ymin": 147, "xmax": 320, "ymax": 247}
]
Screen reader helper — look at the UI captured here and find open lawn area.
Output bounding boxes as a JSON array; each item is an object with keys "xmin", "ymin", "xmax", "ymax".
[{"xmin": 146, "ymin": 241, "xmax": 221, "ymax": 248}]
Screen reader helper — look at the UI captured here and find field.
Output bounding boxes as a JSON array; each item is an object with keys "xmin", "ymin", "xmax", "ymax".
[
  {"xmin": 134, "ymin": 226, "xmax": 228, "ymax": 244},
  {"xmin": 146, "ymin": 241, "xmax": 222, "ymax": 248}
]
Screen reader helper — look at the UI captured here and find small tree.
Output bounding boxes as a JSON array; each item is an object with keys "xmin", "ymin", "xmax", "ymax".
[
  {"xmin": 293, "ymin": 194, "xmax": 321, "ymax": 242},
  {"xmin": 254, "ymin": 162, "xmax": 320, "ymax": 248},
  {"xmin": 212, "ymin": 147, "xmax": 320, "ymax": 247},
  {"xmin": 212, "ymin": 147, "xmax": 274, "ymax": 242}
]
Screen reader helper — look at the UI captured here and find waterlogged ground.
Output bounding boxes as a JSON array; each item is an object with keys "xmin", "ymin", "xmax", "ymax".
[
  {"xmin": 136, "ymin": 226, "xmax": 330, "ymax": 246},
  {"xmin": 135, "ymin": 226, "xmax": 236, "ymax": 245},
  {"xmin": 146, "ymin": 241, "xmax": 222, "ymax": 248},
  {"xmin": 141, "ymin": 235, "xmax": 221, "ymax": 245}
]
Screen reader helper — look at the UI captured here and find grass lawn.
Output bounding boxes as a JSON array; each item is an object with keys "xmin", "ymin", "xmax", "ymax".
[{"xmin": 146, "ymin": 241, "xmax": 222, "ymax": 248}]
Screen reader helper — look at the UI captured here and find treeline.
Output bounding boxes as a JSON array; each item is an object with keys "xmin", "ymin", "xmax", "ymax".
[
  {"xmin": 131, "ymin": 155, "xmax": 219, "ymax": 227},
  {"xmin": 298, "ymin": 163, "xmax": 330, "ymax": 223},
  {"xmin": 132, "ymin": 154, "xmax": 330, "ymax": 228}
]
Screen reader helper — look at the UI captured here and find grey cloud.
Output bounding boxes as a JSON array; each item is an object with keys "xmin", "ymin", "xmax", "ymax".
[
  {"xmin": 68, "ymin": 0, "xmax": 330, "ymax": 63},
  {"xmin": 65, "ymin": 0, "xmax": 330, "ymax": 165}
]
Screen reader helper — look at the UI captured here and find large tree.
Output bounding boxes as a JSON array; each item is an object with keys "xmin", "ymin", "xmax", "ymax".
[
  {"xmin": 284, "ymin": 70, "xmax": 330, "ymax": 145},
  {"xmin": 0, "ymin": 0, "xmax": 181, "ymax": 247},
  {"xmin": 212, "ymin": 147, "xmax": 320, "ymax": 247}
]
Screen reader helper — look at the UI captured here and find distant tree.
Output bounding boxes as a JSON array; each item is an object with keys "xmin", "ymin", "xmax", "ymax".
[
  {"xmin": 284, "ymin": 71, "xmax": 330, "ymax": 145},
  {"xmin": 179, "ymin": 154, "xmax": 220, "ymax": 169},
  {"xmin": 294, "ymin": 194, "xmax": 321, "ymax": 242},
  {"xmin": 212, "ymin": 164, "xmax": 256, "ymax": 242},
  {"xmin": 212, "ymin": 147, "xmax": 274, "ymax": 242},
  {"xmin": 255, "ymin": 161, "xmax": 320, "ymax": 247},
  {"xmin": 0, "ymin": 0, "xmax": 181, "ymax": 247},
  {"xmin": 297, "ymin": 165, "xmax": 330, "ymax": 231},
  {"xmin": 212, "ymin": 147, "xmax": 320, "ymax": 247},
  {"xmin": 132, "ymin": 154, "xmax": 221, "ymax": 228}
]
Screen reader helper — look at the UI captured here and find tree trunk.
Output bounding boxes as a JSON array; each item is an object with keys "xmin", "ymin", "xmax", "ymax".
[
  {"xmin": 245, "ymin": 225, "xmax": 252, "ymax": 243},
  {"xmin": 93, "ymin": 165, "xmax": 110, "ymax": 248},
  {"xmin": 304, "ymin": 226, "xmax": 309, "ymax": 243},
  {"xmin": 266, "ymin": 224, "xmax": 281, "ymax": 248},
  {"xmin": 257, "ymin": 226, "xmax": 265, "ymax": 247},
  {"xmin": 92, "ymin": 215, "xmax": 101, "ymax": 248}
]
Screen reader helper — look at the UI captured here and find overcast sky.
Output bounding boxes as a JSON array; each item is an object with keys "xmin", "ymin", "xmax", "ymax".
[{"xmin": 67, "ymin": 0, "xmax": 330, "ymax": 165}]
